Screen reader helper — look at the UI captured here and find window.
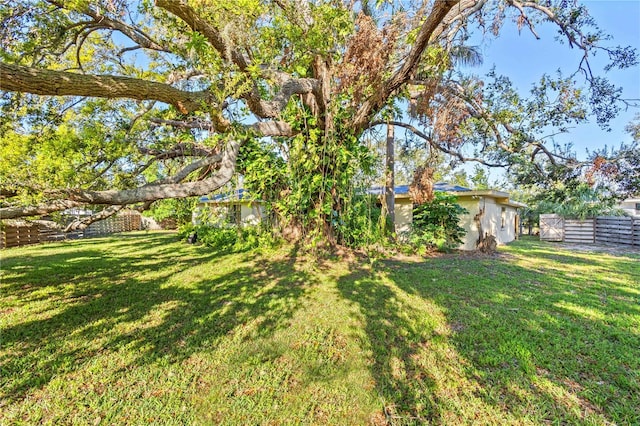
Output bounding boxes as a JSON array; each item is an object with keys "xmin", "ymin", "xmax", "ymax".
[
  {"xmin": 501, "ymin": 207, "xmax": 506, "ymax": 229},
  {"xmin": 636, "ymin": 203, "xmax": 640, "ymax": 212}
]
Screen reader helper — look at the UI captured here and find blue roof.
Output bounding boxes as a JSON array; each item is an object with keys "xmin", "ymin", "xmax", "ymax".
[
  {"xmin": 199, "ymin": 189, "xmax": 250, "ymax": 203},
  {"xmin": 201, "ymin": 182, "xmax": 471, "ymax": 203},
  {"xmin": 433, "ymin": 182, "xmax": 472, "ymax": 192},
  {"xmin": 366, "ymin": 182, "xmax": 471, "ymax": 195}
]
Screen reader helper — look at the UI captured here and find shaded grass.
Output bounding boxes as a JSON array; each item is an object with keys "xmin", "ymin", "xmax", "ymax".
[
  {"xmin": 340, "ymin": 239, "xmax": 639, "ymax": 424},
  {"xmin": 1, "ymin": 233, "xmax": 638, "ymax": 424}
]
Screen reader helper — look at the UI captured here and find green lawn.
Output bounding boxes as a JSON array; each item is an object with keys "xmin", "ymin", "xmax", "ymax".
[{"xmin": 1, "ymin": 232, "xmax": 638, "ymax": 425}]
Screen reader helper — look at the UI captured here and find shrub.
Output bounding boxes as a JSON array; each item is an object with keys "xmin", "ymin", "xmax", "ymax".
[
  {"xmin": 196, "ymin": 226, "xmax": 238, "ymax": 251},
  {"xmin": 181, "ymin": 224, "xmax": 280, "ymax": 253},
  {"xmin": 335, "ymin": 196, "xmax": 384, "ymax": 248},
  {"xmin": 177, "ymin": 223, "xmax": 195, "ymax": 240},
  {"xmin": 410, "ymin": 192, "xmax": 467, "ymax": 252}
]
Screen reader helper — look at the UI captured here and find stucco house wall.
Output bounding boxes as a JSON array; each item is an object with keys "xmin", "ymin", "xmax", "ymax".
[
  {"xmin": 453, "ymin": 193, "xmax": 523, "ymax": 251},
  {"xmin": 196, "ymin": 185, "xmax": 524, "ymax": 251},
  {"xmin": 394, "ymin": 198, "xmax": 413, "ymax": 235},
  {"xmin": 240, "ymin": 202, "xmax": 263, "ymax": 226},
  {"xmin": 619, "ymin": 198, "xmax": 640, "ymax": 217}
]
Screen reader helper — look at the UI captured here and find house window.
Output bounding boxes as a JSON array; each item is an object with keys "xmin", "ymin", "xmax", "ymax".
[
  {"xmin": 501, "ymin": 207, "xmax": 506, "ymax": 229},
  {"xmin": 636, "ymin": 203, "xmax": 640, "ymax": 212}
]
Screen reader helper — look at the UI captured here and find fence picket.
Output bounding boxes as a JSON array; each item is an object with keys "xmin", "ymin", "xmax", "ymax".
[
  {"xmin": 2, "ymin": 210, "xmax": 143, "ymax": 249},
  {"xmin": 538, "ymin": 216, "xmax": 638, "ymax": 247}
]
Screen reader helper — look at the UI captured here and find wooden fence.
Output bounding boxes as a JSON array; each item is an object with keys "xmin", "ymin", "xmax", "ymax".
[
  {"xmin": 595, "ymin": 216, "xmax": 639, "ymax": 246},
  {"xmin": 0, "ymin": 224, "xmax": 40, "ymax": 249},
  {"xmin": 540, "ymin": 214, "xmax": 639, "ymax": 247},
  {"xmin": 565, "ymin": 219, "xmax": 595, "ymax": 244},
  {"xmin": 540, "ymin": 214, "xmax": 564, "ymax": 242},
  {"xmin": 1, "ymin": 211, "xmax": 143, "ymax": 249},
  {"xmin": 84, "ymin": 212, "xmax": 142, "ymax": 236}
]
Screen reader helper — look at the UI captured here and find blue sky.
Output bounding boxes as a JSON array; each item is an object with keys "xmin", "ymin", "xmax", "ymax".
[{"xmin": 470, "ymin": 0, "xmax": 640, "ymax": 161}]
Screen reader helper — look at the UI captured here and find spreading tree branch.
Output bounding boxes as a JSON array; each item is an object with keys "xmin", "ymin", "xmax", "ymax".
[
  {"xmin": 0, "ymin": 142, "xmax": 240, "ymax": 220},
  {"xmin": 156, "ymin": 0, "xmax": 318, "ymax": 119},
  {"xmin": 0, "ymin": 200, "xmax": 85, "ymax": 220},
  {"xmin": 0, "ymin": 62, "xmax": 214, "ymax": 115},
  {"xmin": 155, "ymin": 0, "xmax": 250, "ymax": 70},
  {"xmin": 369, "ymin": 120, "xmax": 506, "ymax": 167},
  {"xmin": 46, "ymin": 0, "xmax": 170, "ymax": 53},
  {"xmin": 64, "ymin": 205, "xmax": 125, "ymax": 232}
]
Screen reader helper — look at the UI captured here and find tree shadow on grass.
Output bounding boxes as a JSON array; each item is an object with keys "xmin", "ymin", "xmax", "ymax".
[
  {"xmin": 1, "ymin": 235, "xmax": 310, "ymax": 404},
  {"xmin": 373, "ymin": 248, "xmax": 640, "ymax": 424},
  {"xmin": 336, "ymin": 265, "xmax": 444, "ymax": 424}
]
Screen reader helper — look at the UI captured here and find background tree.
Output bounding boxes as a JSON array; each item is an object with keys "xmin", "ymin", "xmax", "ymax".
[
  {"xmin": 1, "ymin": 0, "xmax": 636, "ymax": 244},
  {"xmin": 584, "ymin": 115, "xmax": 640, "ymax": 198}
]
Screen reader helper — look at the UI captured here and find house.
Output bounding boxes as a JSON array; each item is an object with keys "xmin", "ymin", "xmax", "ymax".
[
  {"xmin": 196, "ymin": 183, "xmax": 525, "ymax": 251},
  {"xmin": 369, "ymin": 183, "xmax": 525, "ymax": 250},
  {"xmin": 618, "ymin": 197, "xmax": 640, "ymax": 217},
  {"xmin": 449, "ymin": 187, "xmax": 526, "ymax": 250},
  {"xmin": 194, "ymin": 189, "xmax": 264, "ymax": 227}
]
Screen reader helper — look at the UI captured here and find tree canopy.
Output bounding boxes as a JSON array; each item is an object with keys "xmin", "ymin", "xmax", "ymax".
[{"xmin": 1, "ymin": 0, "xmax": 637, "ymax": 241}]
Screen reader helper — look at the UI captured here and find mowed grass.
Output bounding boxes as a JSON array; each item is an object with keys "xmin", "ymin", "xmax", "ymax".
[{"xmin": 1, "ymin": 232, "xmax": 638, "ymax": 425}]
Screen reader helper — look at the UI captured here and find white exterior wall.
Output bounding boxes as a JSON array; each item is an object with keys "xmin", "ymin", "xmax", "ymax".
[
  {"xmin": 457, "ymin": 198, "xmax": 481, "ymax": 251},
  {"xmin": 394, "ymin": 199, "xmax": 413, "ymax": 235},
  {"xmin": 240, "ymin": 203, "xmax": 263, "ymax": 226},
  {"xmin": 456, "ymin": 196, "xmax": 519, "ymax": 250},
  {"xmin": 619, "ymin": 199, "xmax": 640, "ymax": 217},
  {"xmin": 194, "ymin": 202, "xmax": 263, "ymax": 227}
]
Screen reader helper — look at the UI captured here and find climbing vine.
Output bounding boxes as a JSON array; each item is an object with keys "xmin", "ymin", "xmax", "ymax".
[{"xmin": 239, "ymin": 100, "xmax": 378, "ymax": 246}]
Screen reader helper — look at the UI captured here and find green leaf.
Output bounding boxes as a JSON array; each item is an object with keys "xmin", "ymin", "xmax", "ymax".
[{"xmin": 294, "ymin": 65, "xmax": 307, "ymax": 77}]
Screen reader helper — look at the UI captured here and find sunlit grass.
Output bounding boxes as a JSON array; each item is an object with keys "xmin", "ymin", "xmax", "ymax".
[{"xmin": 1, "ymin": 232, "xmax": 638, "ymax": 424}]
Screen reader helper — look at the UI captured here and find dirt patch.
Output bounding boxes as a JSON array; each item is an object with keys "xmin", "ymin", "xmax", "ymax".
[{"xmin": 551, "ymin": 242, "xmax": 640, "ymax": 256}]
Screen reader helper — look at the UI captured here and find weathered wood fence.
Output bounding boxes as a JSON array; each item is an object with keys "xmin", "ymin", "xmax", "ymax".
[
  {"xmin": 540, "ymin": 214, "xmax": 640, "ymax": 247},
  {"xmin": 1, "ymin": 211, "xmax": 143, "ymax": 249},
  {"xmin": 595, "ymin": 216, "xmax": 640, "ymax": 246},
  {"xmin": 565, "ymin": 219, "xmax": 595, "ymax": 244},
  {"xmin": 84, "ymin": 211, "xmax": 142, "ymax": 236},
  {"xmin": 540, "ymin": 214, "xmax": 564, "ymax": 242},
  {"xmin": 0, "ymin": 223, "xmax": 41, "ymax": 249}
]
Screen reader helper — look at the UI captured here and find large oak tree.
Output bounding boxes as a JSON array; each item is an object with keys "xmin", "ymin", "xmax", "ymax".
[{"xmin": 1, "ymin": 0, "xmax": 636, "ymax": 240}]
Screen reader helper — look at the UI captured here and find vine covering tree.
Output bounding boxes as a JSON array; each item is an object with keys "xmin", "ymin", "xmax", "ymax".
[{"xmin": 0, "ymin": 0, "xmax": 637, "ymax": 243}]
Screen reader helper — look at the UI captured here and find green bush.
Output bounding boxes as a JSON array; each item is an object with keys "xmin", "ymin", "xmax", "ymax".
[
  {"xmin": 146, "ymin": 198, "xmax": 197, "ymax": 226},
  {"xmin": 180, "ymin": 224, "xmax": 280, "ymax": 253},
  {"xmin": 410, "ymin": 192, "xmax": 467, "ymax": 252},
  {"xmin": 196, "ymin": 226, "xmax": 238, "ymax": 251},
  {"xmin": 334, "ymin": 195, "xmax": 384, "ymax": 248},
  {"xmin": 177, "ymin": 223, "xmax": 195, "ymax": 240}
]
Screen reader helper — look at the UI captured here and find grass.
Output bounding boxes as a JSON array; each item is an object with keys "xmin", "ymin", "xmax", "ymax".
[{"xmin": 1, "ymin": 232, "xmax": 638, "ymax": 425}]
